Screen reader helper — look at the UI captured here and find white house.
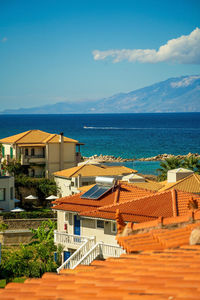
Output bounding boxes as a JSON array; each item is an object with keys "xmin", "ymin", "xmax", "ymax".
[{"xmin": 54, "ymin": 163, "xmax": 137, "ymax": 197}]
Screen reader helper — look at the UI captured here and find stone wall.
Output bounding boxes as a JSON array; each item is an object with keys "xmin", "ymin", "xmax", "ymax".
[{"xmin": 3, "ymin": 218, "xmax": 57, "ymax": 230}]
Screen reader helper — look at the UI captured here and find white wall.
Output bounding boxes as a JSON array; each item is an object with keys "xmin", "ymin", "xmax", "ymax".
[
  {"xmin": 0, "ymin": 176, "xmax": 15, "ymax": 211},
  {"xmin": 56, "ymin": 211, "xmax": 118, "ymax": 247}
]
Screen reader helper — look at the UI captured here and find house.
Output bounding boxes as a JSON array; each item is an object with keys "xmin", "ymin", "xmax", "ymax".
[
  {"xmin": 52, "ymin": 178, "xmax": 155, "ymax": 262},
  {"xmin": 0, "ymin": 130, "xmax": 83, "ymax": 178},
  {"xmin": 0, "ymin": 176, "xmax": 15, "ymax": 211},
  {"xmin": 1, "ymin": 209, "xmax": 200, "ymax": 299},
  {"xmin": 52, "ymin": 174, "xmax": 200, "ymax": 270},
  {"xmin": 54, "ymin": 163, "xmax": 137, "ymax": 196}
]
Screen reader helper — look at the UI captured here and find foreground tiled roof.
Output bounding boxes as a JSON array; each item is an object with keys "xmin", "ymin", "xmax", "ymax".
[
  {"xmin": 1, "ymin": 244, "xmax": 200, "ymax": 299},
  {"xmin": 159, "ymin": 173, "xmax": 200, "ymax": 194},
  {"xmin": 52, "ymin": 184, "xmax": 154, "ymax": 218},
  {"xmin": 0, "ymin": 130, "xmax": 78, "ymax": 144},
  {"xmin": 54, "ymin": 164, "xmax": 137, "ymax": 178},
  {"xmin": 80, "ymin": 189, "xmax": 200, "ymax": 222},
  {"xmin": 118, "ymin": 221, "xmax": 200, "ymax": 252}
]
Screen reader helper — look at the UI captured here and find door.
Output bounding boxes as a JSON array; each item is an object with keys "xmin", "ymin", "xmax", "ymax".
[
  {"xmin": 64, "ymin": 251, "xmax": 71, "ymax": 261},
  {"xmin": 63, "ymin": 251, "xmax": 71, "ymax": 268},
  {"xmin": 74, "ymin": 215, "xmax": 80, "ymax": 236}
]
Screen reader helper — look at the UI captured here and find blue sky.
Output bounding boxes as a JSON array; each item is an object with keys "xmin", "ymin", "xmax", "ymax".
[{"xmin": 0, "ymin": 0, "xmax": 200, "ymax": 110}]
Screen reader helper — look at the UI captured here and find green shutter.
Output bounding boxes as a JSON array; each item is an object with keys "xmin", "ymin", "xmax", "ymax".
[
  {"xmin": 10, "ymin": 147, "xmax": 13, "ymax": 159},
  {"xmin": 2, "ymin": 146, "xmax": 5, "ymax": 157}
]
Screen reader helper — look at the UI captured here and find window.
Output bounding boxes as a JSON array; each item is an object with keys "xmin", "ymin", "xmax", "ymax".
[
  {"xmin": 10, "ymin": 187, "xmax": 14, "ymax": 199},
  {"xmin": 97, "ymin": 220, "xmax": 104, "ymax": 229},
  {"xmin": 31, "ymin": 148, "xmax": 35, "ymax": 156},
  {"xmin": 0, "ymin": 188, "xmax": 5, "ymax": 201},
  {"xmin": 111, "ymin": 222, "xmax": 117, "ymax": 233},
  {"xmin": 25, "ymin": 148, "xmax": 28, "ymax": 156}
]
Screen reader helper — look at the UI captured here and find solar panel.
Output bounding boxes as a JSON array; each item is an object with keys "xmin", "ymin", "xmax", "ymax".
[
  {"xmin": 81, "ymin": 185, "xmax": 99, "ymax": 199},
  {"xmin": 81, "ymin": 184, "xmax": 113, "ymax": 200}
]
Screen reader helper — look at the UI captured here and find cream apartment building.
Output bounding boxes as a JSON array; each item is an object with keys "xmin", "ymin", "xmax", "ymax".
[{"xmin": 0, "ymin": 130, "xmax": 82, "ymax": 178}]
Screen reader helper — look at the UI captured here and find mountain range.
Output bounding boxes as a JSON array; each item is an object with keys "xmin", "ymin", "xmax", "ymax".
[{"xmin": 1, "ymin": 75, "xmax": 200, "ymax": 114}]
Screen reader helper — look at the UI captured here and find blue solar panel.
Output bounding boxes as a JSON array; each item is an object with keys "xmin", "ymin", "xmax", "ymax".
[
  {"xmin": 81, "ymin": 185, "xmax": 99, "ymax": 199},
  {"xmin": 81, "ymin": 184, "xmax": 113, "ymax": 200}
]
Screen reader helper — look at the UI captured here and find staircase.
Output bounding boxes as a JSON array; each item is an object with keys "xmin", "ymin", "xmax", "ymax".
[{"xmin": 57, "ymin": 239, "xmax": 125, "ymax": 273}]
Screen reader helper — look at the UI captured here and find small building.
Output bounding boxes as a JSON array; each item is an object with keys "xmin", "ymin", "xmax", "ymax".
[
  {"xmin": 0, "ymin": 176, "xmax": 15, "ymax": 211},
  {"xmin": 0, "ymin": 130, "xmax": 83, "ymax": 178},
  {"xmin": 167, "ymin": 168, "xmax": 194, "ymax": 183},
  {"xmin": 54, "ymin": 163, "xmax": 137, "ymax": 197}
]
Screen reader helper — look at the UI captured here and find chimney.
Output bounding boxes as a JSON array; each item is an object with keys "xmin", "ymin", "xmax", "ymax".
[{"xmin": 59, "ymin": 132, "xmax": 64, "ymax": 170}]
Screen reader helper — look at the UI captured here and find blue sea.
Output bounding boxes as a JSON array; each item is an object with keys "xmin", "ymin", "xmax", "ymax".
[{"xmin": 0, "ymin": 113, "xmax": 200, "ymax": 175}]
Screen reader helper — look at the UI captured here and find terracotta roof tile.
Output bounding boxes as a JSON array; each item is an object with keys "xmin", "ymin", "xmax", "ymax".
[
  {"xmin": 0, "ymin": 130, "xmax": 78, "ymax": 145},
  {"xmin": 1, "ymin": 243, "xmax": 200, "ymax": 299},
  {"xmin": 54, "ymin": 164, "xmax": 137, "ymax": 178},
  {"xmin": 160, "ymin": 173, "xmax": 200, "ymax": 194},
  {"xmin": 81, "ymin": 188, "xmax": 200, "ymax": 222},
  {"xmin": 53, "ymin": 184, "xmax": 154, "ymax": 220}
]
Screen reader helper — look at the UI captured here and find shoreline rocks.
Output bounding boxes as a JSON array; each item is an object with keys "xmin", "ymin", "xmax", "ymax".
[{"xmin": 83, "ymin": 152, "xmax": 200, "ymax": 163}]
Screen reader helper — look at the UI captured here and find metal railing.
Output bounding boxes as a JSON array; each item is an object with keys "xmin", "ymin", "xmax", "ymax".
[
  {"xmin": 54, "ymin": 231, "xmax": 88, "ymax": 246},
  {"xmin": 57, "ymin": 238, "xmax": 125, "ymax": 273},
  {"xmin": 57, "ymin": 237, "xmax": 96, "ymax": 273}
]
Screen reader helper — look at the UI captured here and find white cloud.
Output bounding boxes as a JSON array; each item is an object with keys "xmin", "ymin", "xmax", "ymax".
[
  {"xmin": 93, "ymin": 28, "xmax": 200, "ymax": 64},
  {"xmin": 1, "ymin": 37, "xmax": 8, "ymax": 43}
]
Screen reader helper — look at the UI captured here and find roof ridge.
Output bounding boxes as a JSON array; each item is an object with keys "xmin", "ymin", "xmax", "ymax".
[
  {"xmin": 44, "ymin": 133, "xmax": 57, "ymax": 143},
  {"xmin": 70, "ymin": 164, "xmax": 87, "ymax": 177},
  {"xmin": 194, "ymin": 172, "xmax": 200, "ymax": 183},
  {"xmin": 14, "ymin": 130, "xmax": 32, "ymax": 143}
]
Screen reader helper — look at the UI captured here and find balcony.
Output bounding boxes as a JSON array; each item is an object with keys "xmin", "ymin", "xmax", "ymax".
[
  {"xmin": 54, "ymin": 231, "xmax": 88, "ymax": 249},
  {"xmin": 21, "ymin": 154, "xmax": 46, "ymax": 165}
]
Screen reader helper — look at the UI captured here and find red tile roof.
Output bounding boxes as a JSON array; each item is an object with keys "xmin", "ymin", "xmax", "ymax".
[
  {"xmin": 79, "ymin": 189, "xmax": 200, "ymax": 222},
  {"xmin": 52, "ymin": 183, "xmax": 154, "ymax": 218},
  {"xmin": 1, "ymin": 244, "xmax": 200, "ymax": 299}
]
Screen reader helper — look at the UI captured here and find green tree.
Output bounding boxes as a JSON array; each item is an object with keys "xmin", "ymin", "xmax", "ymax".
[
  {"xmin": 157, "ymin": 157, "xmax": 183, "ymax": 181},
  {"xmin": 3, "ymin": 160, "xmax": 28, "ymax": 176},
  {"xmin": 182, "ymin": 155, "xmax": 200, "ymax": 174},
  {"xmin": 30, "ymin": 219, "xmax": 56, "ymax": 244},
  {"xmin": 0, "ymin": 222, "xmax": 8, "ymax": 232}
]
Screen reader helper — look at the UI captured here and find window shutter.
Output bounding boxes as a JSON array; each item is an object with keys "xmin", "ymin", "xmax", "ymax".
[
  {"xmin": 10, "ymin": 147, "xmax": 13, "ymax": 159},
  {"xmin": 2, "ymin": 146, "xmax": 4, "ymax": 157}
]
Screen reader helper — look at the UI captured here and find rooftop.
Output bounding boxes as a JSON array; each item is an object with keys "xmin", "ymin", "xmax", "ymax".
[
  {"xmin": 0, "ymin": 130, "xmax": 78, "ymax": 145},
  {"xmin": 160, "ymin": 173, "xmax": 200, "ymax": 194},
  {"xmin": 1, "ymin": 215, "xmax": 200, "ymax": 299},
  {"xmin": 52, "ymin": 183, "xmax": 154, "ymax": 218},
  {"xmin": 79, "ymin": 188, "xmax": 200, "ymax": 222},
  {"xmin": 54, "ymin": 163, "xmax": 137, "ymax": 178}
]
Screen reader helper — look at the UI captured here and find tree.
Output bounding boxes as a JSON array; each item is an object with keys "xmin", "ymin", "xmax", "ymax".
[
  {"xmin": 182, "ymin": 155, "xmax": 200, "ymax": 174},
  {"xmin": 157, "ymin": 157, "xmax": 183, "ymax": 181},
  {"xmin": 30, "ymin": 219, "xmax": 56, "ymax": 244}
]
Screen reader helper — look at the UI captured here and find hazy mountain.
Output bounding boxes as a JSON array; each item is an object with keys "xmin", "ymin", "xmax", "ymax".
[{"xmin": 1, "ymin": 75, "xmax": 200, "ymax": 114}]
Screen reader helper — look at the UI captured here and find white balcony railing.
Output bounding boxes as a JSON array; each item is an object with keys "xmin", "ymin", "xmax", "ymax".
[
  {"xmin": 55, "ymin": 231, "xmax": 125, "ymax": 273},
  {"xmin": 54, "ymin": 230, "xmax": 88, "ymax": 246}
]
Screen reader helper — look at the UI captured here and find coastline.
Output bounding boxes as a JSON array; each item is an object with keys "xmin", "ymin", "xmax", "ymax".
[{"xmin": 83, "ymin": 152, "xmax": 200, "ymax": 163}]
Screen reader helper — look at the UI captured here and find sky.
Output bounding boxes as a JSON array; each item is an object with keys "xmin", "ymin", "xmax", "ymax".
[{"xmin": 0, "ymin": 0, "xmax": 200, "ymax": 110}]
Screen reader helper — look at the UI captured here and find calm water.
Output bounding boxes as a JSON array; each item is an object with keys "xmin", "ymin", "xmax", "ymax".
[{"xmin": 0, "ymin": 113, "xmax": 199, "ymax": 174}]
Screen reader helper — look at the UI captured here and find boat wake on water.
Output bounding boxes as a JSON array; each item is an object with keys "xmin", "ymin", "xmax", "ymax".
[{"xmin": 83, "ymin": 126, "xmax": 200, "ymax": 130}]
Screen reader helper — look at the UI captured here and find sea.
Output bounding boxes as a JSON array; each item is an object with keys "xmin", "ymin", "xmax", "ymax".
[{"xmin": 0, "ymin": 113, "xmax": 200, "ymax": 175}]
